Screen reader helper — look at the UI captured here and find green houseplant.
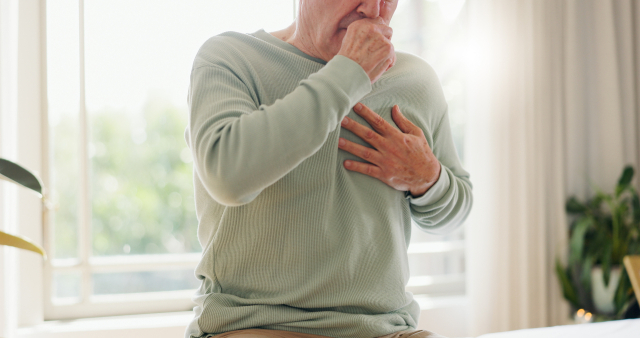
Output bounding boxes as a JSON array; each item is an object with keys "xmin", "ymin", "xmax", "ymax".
[
  {"xmin": 556, "ymin": 165, "xmax": 640, "ymax": 321},
  {"xmin": 0, "ymin": 158, "xmax": 47, "ymax": 258}
]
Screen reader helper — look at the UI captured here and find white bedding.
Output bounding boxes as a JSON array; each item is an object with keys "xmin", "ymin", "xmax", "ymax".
[{"xmin": 477, "ymin": 318, "xmax": 640, "ymax": 338}]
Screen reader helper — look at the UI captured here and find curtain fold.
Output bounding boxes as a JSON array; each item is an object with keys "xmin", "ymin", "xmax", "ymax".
[{"xmin": 465, "ymin": 0, "xmax": 640, "ymax": 335}]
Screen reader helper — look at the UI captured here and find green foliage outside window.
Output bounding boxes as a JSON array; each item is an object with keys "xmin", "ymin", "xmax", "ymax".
[{"xmin": 52, "ymin": 99, "xmax": 199, "ymax": 257}]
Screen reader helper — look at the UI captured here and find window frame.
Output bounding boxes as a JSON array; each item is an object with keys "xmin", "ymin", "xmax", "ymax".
[
  {"xmin": 41, "ymin": 0, "xmax": 204, "ymax": 320},
  {"xmin": 2, "ymin": 0, "xmax": 46, "ymax": 330},
  {"xmin": 42, "ymin": 0, "xmax": 305, "ymax": 321}
]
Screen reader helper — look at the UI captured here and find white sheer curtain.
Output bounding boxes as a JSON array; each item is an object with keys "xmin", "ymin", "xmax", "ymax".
[{"xmin": 464, "ymin": 0, "xmax": 640, "ymax": 335}]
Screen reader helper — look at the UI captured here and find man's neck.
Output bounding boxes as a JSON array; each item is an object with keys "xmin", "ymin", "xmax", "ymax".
[
  {"xmin": 270, "ymin": 22, "xmax": 328, "ymax": 61},
  {"xmin": 269, "ymin": 23, "xmax": 295, "ymax": 42}
]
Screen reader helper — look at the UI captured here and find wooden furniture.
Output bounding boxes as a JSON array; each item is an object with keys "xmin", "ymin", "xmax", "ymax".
[{"xmin": 623, "ymin": 255, "xmax": 640, "ymax": 301}]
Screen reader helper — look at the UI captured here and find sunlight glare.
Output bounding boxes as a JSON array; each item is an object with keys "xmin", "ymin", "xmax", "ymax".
[{"xmin": 438, "ymin": 0, "xmax": 466, "ymax": 23}]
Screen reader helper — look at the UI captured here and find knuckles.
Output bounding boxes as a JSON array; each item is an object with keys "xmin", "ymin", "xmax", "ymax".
[
  {"xmin": 371, "ymin": 113, "xmax": 385, "ymax": 127},
  {"xmin": 383, "ymin": 41, "xmax": 394, "ymax": 54},
  {"xmin": 365, "ymin": 129, "xmax": 377, "ymax": 140},
  {"xmin": 366, "ymin": 24, "xmax": 378, "ymax": 34},
  {"xmin": 366, "ymin": 165, "xmax": 377, "ymax": 177}
]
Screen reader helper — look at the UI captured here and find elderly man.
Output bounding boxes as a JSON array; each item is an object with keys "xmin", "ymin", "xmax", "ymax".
[{"xmin": 185, "ymin": 0, "xmax": 472, "ymax": 337}]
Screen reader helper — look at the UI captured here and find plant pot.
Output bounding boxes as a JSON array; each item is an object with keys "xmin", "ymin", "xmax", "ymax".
[{"xmin": 591, "ymin": 266, "xmax": 622, "ymax": 315}]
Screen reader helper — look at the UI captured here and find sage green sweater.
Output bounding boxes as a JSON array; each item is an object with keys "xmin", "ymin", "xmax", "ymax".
[{"xmin": 184, "ymin": 30, "xmax": 472, "ymax": 338}]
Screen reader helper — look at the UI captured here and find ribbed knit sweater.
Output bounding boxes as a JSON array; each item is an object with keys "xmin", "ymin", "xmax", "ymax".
[{"xmin": 184, "ymin": 30, "xmax": 473, "ymax": 338}]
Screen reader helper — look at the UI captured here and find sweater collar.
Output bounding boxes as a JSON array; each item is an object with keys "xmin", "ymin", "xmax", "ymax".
[{"xmin": 251, "ymin": 29, "xmax": 328, "ymax": 65}]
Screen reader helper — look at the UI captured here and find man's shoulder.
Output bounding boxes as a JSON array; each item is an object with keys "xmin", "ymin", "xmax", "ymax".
[
  {"xmin": 370, "ymin": 51, "xmax": 447, "ymax": 122},
  {"xmin": 193, "ymin": 31, "xmax": 264, "ymax": 69},
  {"xmin": 394, "ymin": 51, "xmax": 433, "ymax": 68},
  {"xmin": 376, "ymin": 51, "xmax": 444, "ymax": 100},
  {"xmin": 200, "ymin": 31, "xmax": 258, "ymax": 50},
  {"xmin": 388, "ymin": 51, "xmax": 440, "ymax": 83}
]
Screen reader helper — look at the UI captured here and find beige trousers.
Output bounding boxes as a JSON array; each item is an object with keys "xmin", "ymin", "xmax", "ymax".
[{"xmin": 211, "ymin": 328, "xmax": 447, "ymax": 338}]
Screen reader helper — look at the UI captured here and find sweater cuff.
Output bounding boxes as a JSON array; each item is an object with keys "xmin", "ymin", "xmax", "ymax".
[
  {"xmin": 319, "ymin": 55, "xmax": 372, "ymax": 107},
  {"xmin": 406, "ymin": 162, "xmax": 450, "ymax": 207}
]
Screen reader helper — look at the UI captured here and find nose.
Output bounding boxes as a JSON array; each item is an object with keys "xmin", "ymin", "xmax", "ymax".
[{"xmin": 356, "ymin": 0, "xmax": 383, "ymax": 19}]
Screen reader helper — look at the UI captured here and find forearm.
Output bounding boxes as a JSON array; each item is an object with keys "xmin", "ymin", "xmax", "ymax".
[
  {"xmin": 188, "ymin": 56, "xmax": 371, "ymax": 206},
  {"xmin": 409, "ymin": 164, "xmax": 473, "ymax": 234},
  {"xmin": 409, "ymin": 111, "xmax": 473, "ymax": 234}
]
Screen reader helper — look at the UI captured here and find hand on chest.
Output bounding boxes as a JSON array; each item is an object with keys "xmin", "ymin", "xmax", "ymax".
[{"xmin": 337, "ymin": 101, "xmax": 441, "ymax": 197}]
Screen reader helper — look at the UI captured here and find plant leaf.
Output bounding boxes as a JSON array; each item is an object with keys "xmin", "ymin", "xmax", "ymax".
[
  {"xmin": 601, "ymin": 243, "xmax": 612, "ymax": 286},
  {"xmin": 632, "ymin": 191, "xmax": 640, "ymax": 223},
  {"xmin": 0, "ymin": 230, "xmax": 47, "ymax": 259},
  {"xmin": 615, "ymin": 299, "xmax": 634, "ymax": 319},
  {"xmin": 580, "ymin": 255, "xmax": 594, "ymax": 292},
  {"xmin": 566, "ymin": 196, "xmax": 588, "ymax": 214},
  {"xmin": 591, "ymin": 194, "xmax": 604, "ymax": 211},
  {"xmin": 556, "ymin": 259, "xmax": 579, "ymax": 308},
  {"xmin": 614, "ymin": 268, "xmax": 632, "ymax": 316},
  {"xmin": 570, "ymin": 217, "xmax": 592, "ymax": 265},
  {"xmin": 617, "ymin": 166, "xmax": 634, "ymax": 196},
  {"xmin": 0, "ymin": 158, "xmax": 43, "ymax": 196}
]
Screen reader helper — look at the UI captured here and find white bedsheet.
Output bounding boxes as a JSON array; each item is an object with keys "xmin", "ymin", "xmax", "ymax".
[{"xmin": 477, "ymin": 318, "xmax": 640, "ymax": 338}]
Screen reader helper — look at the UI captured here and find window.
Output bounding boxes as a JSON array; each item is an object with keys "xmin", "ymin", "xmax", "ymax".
[
  {"xmin": 45, "ymin": 0, "xmax": 468, "ymax": 320},
  {"xmin": 45, "ymin": 0, "xmax": 297, "ymax": 320}
]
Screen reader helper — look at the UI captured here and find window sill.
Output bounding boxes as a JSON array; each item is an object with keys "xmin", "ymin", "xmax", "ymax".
[
  {"xmin": 17, "ymin": 311, "xmax": 194, "ymax": 338},
  {"xmin": 414, "ymin": 294, "xmax": 467, "ymax": 310},
  {"xmin": 17, "ymin": 296, "xmax": 468, "ymax": 338}
]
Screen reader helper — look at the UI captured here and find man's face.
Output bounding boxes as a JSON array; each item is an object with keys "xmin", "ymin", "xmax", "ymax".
[{"xmin": 298, "ymin": 0, "xmax": 399, "ymax": 60}]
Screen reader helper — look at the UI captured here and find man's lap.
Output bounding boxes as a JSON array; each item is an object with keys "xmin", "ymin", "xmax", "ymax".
[{"xmin": 210, "ymin": 328, "xmax": 447, "ymax": 338}]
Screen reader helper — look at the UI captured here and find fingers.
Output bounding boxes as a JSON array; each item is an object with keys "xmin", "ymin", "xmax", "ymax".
[
  {"xmin": 378, "ymin": 24, "xmax": 393, "ymax": 40},
  {"xmin": 338, "ymin": 137, "xmax": 383, "ymax": 165},
  {"xmin": 346, "ymin": 103, "xmax": 421, "ymax": 139},
  {"xmin": 343, "ymin": 159, "xmax": 384, "ymax": 180},
  {"xmin": 337, "ymin": 18, "xmax": 395, "ymax": 84},
  {"xmin": 341, "ymin": 116, "xmax": 385, "ymax": 148},
  {"xmin": 361, "ymin": 17, "xmax": 393, "ymax": 39},
  {"xmin": 352, "ymin": 103, "xmax": 393, "ymax": 136},
  {"xmin": 385, "ymin": 54, "xmax": 396, "ymax": 72},
  {"xmin": 371, "ymin": 57, "xmax": 394, "ymax": 83},
  {"xmin": 391, "ymin": 105, "xmax": 421, "ymax": 136}
]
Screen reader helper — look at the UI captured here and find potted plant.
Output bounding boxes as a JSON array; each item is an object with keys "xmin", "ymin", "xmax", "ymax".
[
  {"xmin": 0, "ymin": 158, "xmax": 47, "ymax": 258},
  {"xmin": 556, "ymin": 165, "xmax": 640, "ymax": 321}
]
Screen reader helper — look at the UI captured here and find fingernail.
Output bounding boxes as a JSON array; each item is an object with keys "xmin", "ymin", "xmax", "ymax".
[
  {"xmin": 341, "ymin": 117, "xmax": 349, "ymax": 126},
  {"xmin": 354, "ymin": 103, "xmax": 362, "ymax": 111},
  {"xmin": 344, "ymin": 160, "xmax": 351, "ymax": 167},
  {"xmin": 338, "ymin": 138, "xmax": 345, "ymax": 146}
]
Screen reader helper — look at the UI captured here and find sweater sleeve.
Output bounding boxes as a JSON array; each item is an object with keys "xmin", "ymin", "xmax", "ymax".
[
  {"xmin": 187, "ymin": 55, "xmax": 371, "ymax": 206},
  {"xmin": 406, "ymin": 108, "xmax": 473, "ymax": 235}
]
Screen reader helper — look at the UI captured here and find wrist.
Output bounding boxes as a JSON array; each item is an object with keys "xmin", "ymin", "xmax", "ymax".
[
  {"xmin": 409, "ymin": 161, "xmax": 441, "ymax": 198},
  {"xmin": 409, "ymin": 186, "xmax": 429, "ymax": 198}
]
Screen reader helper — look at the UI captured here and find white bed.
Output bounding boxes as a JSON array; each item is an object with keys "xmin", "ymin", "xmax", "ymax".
[{"xmin": 477, "ymin": 318, "xmax": 640, "ymax": 338}]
